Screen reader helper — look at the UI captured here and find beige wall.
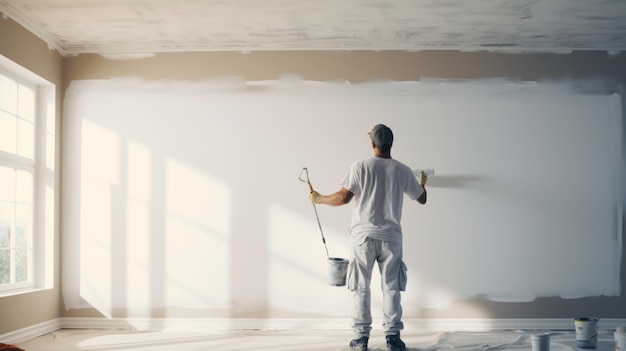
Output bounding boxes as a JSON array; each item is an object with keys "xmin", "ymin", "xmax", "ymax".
[
  {"xmin": 0, "ymin": 17, "xmax": 63, "ymax": 335},
  {"xmin": 63, "ymin": 50, "xmax": 626, "ymax": 86}
]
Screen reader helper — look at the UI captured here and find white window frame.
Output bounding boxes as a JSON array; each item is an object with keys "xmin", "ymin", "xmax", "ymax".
[{"xmin": 0, "ymin": 55, "xmax": 55, "ymax": 295}]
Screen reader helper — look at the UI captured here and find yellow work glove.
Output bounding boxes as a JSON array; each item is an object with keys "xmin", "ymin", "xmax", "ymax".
[
  {"xmin": 418, "ymin": 171, "xmax": 428, "ymax": 186},
  {"xmin": 309, "ymin": 191, "xmax": 321, "ymax": 204}
]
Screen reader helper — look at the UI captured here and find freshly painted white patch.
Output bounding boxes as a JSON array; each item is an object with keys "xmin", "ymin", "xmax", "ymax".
[{"xmin": 61, "ymin": 78, "xmax": 622, "ymax": 315}]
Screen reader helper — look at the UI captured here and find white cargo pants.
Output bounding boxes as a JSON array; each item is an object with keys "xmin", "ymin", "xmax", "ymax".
[{"xmin": 347, "ymin": 237, "xmax": 407, "ymax": 337}]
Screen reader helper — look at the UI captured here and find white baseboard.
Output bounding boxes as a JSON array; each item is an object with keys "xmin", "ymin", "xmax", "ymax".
[
  {"xmin": 59, "ymin": 317, "xmax": 354, "ymax": 331},
  {"xmin": 3, "ymin": 318, "xmax": 626, "ymax": 343},
  {"xmin": 59, "ymin": 317, "xmax": 626, "ymax": 332},
  {"xmin": 0, "ymin": 318, "xmax": 61, "ymax": 344}
]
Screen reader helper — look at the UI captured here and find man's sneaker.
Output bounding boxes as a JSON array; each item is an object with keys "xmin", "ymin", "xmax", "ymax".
[
  {"xmin": 349, "ymin": 336, "xmax": 369, "ymax": 351},
  {"xmin": 386, "ymin": 333, "xmax": 406, "ymax": 351}
]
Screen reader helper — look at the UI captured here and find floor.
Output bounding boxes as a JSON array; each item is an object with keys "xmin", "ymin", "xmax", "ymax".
[{"xmin": 15, "ymin": 329, "xmax": 617, "ymax": 351}]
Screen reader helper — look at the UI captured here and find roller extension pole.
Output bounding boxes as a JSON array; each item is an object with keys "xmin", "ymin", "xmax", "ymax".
[{"xmin": 299, "ymin": 167, "xmax": 330, "ymax": 259}]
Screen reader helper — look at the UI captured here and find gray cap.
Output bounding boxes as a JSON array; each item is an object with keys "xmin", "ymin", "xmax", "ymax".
[{"xmin": 368, "ymin": 124, "xmax": 393, "ymax": 148}]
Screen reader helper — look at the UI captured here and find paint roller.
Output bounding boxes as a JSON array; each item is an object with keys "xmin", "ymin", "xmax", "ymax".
[
  {"xmin": 413, "ymin": 168, "xmax": 435, "ymax": 177},
  {"xmin": 413, "ymin": 168, "xmax": 435, "ymax": 180}
]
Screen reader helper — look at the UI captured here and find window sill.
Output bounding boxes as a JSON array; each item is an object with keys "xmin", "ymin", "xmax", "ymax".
[{"xmin": 0, "ymin": 286, "xmax": 53, "ymax": 298}]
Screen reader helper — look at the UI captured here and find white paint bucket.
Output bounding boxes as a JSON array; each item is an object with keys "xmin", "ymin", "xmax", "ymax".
[
  {"xmin": 615, "ymin": 327, "xmax": 626, "ymax": 351},
  {"xmin": 327, "ymin": 257, "xmax": 349, "ymax": 286},
  {"xmin": 575, "ymin": 317, "xmax": 600, "ymax": 349},
  {"xmin": 531, "ymin": 333, "xmax": 550, "ymax": 351}
]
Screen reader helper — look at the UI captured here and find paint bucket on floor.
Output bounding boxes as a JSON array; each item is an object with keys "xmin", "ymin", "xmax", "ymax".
[
  {"xmin": 531, "ymin": 333, "xmax": 551, "ymax": 351},
  {"xmin": 327, "ymin": 257, "xmax": 349, "ymax": 286},
  {"xmin": 615, "ymin": 327, "xmax": 626, "ymax": 351},
  {"xmin": 575, "ymin": 317, "xmax": 599, "ymax": 349}
]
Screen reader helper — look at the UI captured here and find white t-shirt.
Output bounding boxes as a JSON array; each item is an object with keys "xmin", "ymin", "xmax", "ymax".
[{"xmin": 341, "ymin": 157, "xmax": 423, "ymax": 245}]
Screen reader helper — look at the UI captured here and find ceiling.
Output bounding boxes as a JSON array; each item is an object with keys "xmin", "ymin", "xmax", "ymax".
[{"xmin": 2, "ymin": 0, "xmax": 626, "ymax": 57}]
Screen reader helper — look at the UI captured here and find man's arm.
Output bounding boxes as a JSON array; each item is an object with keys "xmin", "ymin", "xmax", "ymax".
[
  {"xmin": 416, "ymin": 171, "xmax": 427, "ymax": 204},
  {"xmin": 417, "ymin": 186, "xmax": 427, "ymax": 204},
  {"xmin": 310, "ymin": 187, "xmax": 353, "ymax": 206}
]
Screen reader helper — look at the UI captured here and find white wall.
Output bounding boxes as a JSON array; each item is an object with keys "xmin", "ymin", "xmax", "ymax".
[{"xmin": 61, "ymin": 77, "xmax": 622, "ymax": 318}]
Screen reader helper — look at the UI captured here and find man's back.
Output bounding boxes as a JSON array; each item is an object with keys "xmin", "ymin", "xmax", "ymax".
[{"xmin": 341, "ymin": 157, "xmax": 422, "ymax": 245}]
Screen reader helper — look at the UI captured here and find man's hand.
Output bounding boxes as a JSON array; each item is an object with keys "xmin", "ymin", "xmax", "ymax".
[
  {"xmin": 309, "ymin": 191, "xmax": 321, "ymax": 204},
  {"xmin": 418, "ymin": 171, "xmax": 428, "ymax": 186}
]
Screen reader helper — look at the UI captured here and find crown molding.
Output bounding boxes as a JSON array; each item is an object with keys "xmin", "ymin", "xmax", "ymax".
[{"xmin": 0, "ymin": 0, "xmax": 68, "ymax": 55}]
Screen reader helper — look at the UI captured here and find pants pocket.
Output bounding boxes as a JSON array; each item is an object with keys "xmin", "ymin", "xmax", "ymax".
[
  {"xmin": 398, "ymin": 261, "xmax": 408, "ymax": 291},
  {"xmin": 347, "ymin": 259, "xmax": 358, "ymax": 291}
]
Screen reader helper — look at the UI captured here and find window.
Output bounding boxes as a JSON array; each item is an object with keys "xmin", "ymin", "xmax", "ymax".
[{"xmin": 0, "ymin": 56, "xmax": 55, "ymax": 294}]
